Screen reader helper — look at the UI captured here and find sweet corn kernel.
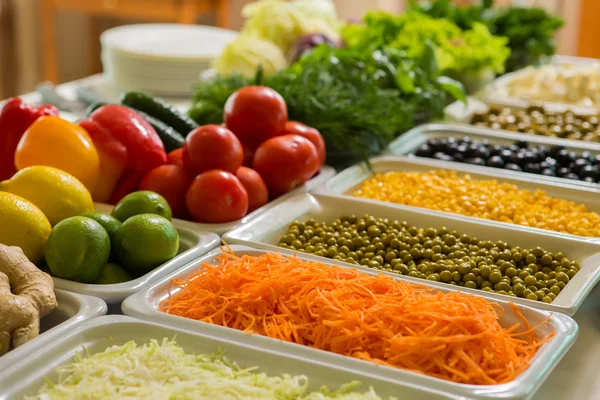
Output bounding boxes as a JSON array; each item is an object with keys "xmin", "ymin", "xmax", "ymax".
[{"xmin": 352, "ymin": 170, "xmax": 600, "ymax": 237}]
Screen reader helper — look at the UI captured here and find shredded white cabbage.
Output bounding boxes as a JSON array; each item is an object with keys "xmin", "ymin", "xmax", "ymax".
[{"xmin": 26, "ymin": 339, "xmax": 392, "ymax": 400}]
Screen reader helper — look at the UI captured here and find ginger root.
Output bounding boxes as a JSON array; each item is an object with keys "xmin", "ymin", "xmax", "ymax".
[{"xmin": 0, "ymin": 244, "xmax": 57, "ymax": 355}]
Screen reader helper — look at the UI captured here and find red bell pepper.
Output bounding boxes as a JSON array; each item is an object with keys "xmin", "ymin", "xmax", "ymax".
[
  {"xmin": 0, "ymin": 98, "xmax": 58, "ymax": 180},
  {"xmin": 80, "ymin": 105, "xmax": 167, "ymax": 203}
]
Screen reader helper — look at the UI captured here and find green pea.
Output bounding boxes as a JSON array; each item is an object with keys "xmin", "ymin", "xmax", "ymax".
[
  {"xmin": 567, "ymin": 269, "xmax": 577, "ymax": 279},
  {"xmin": 409, "ymin": 248, "xmax": 422, "ymax": 259},
  {"xmin": 440, "ymin": 270, "xmax": 453, "ymax": 283},
  {"xmin": 464, "ymin": 281, "xmax": 477, "ymax": 289},
  {"xmin": 489, "ymin": 271, "xmax": 502, "ymax": 283},
  {"xmin": 524, "ymin": 276, "xmax": 537, "ymax": 286},
  {"xmin": 534, "ymin": 272, "xmax": 545, "ymax": 280},
  {"xmin": 556, "ymin": 272, "xmax": 569, "ymax": 283},
  {"xmin": 526, "ymin": 293, "xmax": 539, "ymax": 301},
  {"xmin": 409, "ymin": 270, "xmax": 419, "ymax": 278},
  {"xmin": 481, "ymin": 281, "xmax": 493, "ymax": 289},
  {"xmin": 526, "ymin": 254, "xmax": 537, "ymax": 264},
  {"xmin": 480, "ymin": 265, "xmax": 491, "ymax": 278},
  {"xmin": 463, "ymin": 273, "xmax": 476, "ymax": 282},
  {"xmin": 427, "ymin": 274, "xmax": 439, "ymax": 282},
  {"xmin": 452, "ymin": 271, "xmax": 462, "ymax": 283},
  {"xmin": 367, "ymin": 225, "xmax": 381, "ymax": 238},
  {"xmin": 513, "ymin": 283, "xmax": 526, "ymax": 296},
  {"xmin": 368, "ymin": 260, "xmax": 380, "ymax": 269},
  {"xmin": 482, "ymin": 287, "xmax": 493, "ymax": 292}
]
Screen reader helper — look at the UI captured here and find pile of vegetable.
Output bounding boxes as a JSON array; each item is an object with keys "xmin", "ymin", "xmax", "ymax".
[
  {"xmin": 343, "ymin": 10, "xmax": 510, "ymax": 88},
  {"xmin": 410, "ymin": 0, "xmax": 564, "ymax": 73},
  {"xmin": 353, "ymin": 170, "xmax": 600, "ymax": 237},
  {"xmin": 28, "ymin": 338, "xmax": 388, "ymax": 399},
  {"xmin": 0, "ymin": 244, "xmax": 57, "ymax": 356},
  {"xmin": 416, "ymin": 136, "xmax": 600, "ymax": 183},
  {"xmin": 160, "ymin": 250, "xmax": 551, "ymax": 385},
  {"xmin": 191, "ymin": 44, "xmax": 464, "ymax": 167},
  {"xmin": 471, "ymin": 103, "xmax": 600, "ymax": 142},
  {"xmin": 214, "ymin": 0, "xmax": 342, "ymax": 77},
  {"xmin": 488, "ymin": 63, "xmax": 600, "ymax": 107},
  {"xmin": 277, "ymin": 215, "xmax": 578, "ymax": 302}
]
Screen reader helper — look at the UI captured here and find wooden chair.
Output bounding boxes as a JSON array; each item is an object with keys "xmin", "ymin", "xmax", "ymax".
[{"xmin": 40, "ymin": 0, "xmax": 231, "ymax": 83}]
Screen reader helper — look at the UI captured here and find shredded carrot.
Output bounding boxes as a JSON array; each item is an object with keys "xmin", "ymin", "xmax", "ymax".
[{"xmin": 159, "ymin": 250, "xmax": 554, "ymax": 385}]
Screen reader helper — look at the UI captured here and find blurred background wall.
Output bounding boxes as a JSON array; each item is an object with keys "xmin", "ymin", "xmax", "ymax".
[{"xmin": 0, "ymin": 0, "xmax": 585, "ymax": 98}]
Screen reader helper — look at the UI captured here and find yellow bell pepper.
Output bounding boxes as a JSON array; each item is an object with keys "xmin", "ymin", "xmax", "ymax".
[{"xmin": 15, "ymin": 116, "xmax": 100, "ymax": 191}]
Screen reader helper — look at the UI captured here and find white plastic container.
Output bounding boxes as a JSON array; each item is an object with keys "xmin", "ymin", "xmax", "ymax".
[
  {"xmin": 52, "ymin": 220, "xmax": 220, "ymax": 309},
  {"xmin": 122, "ymin": 245, "xmax": 578, "ymax": 400},
  {"xmin": 386, "ymin": 123, "xmax": 600, "ymax": 189},
  {"xmin": 222, "ymin": 193, "xmax": 600, "ymax": 316},
  {"xmin": 315, "ymin": 155, "xmax": 600, "ymax": 241},
  {"xmin": 95, "ymin": 166, "xmax": 335, "ymax": 235},
  {"xmin": 1, "ymin": 315, "xmax": 462, "ymax": 400},
  {"xmin": 0, "ymin": 290, "xmax": 107, "ymax": 372}
]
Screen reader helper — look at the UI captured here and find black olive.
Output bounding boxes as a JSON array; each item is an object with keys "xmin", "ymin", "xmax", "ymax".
[
  {"xmin": 416, "ymin": 144, "xmax": 434, "ymax": 157},
  {"xmin": 446, "ymin": 143, "xmax": 459, "ymax": 154},
  {"xmin": 579, "ymin": 165, "xmax": 600, "ymax": 179},
  {"xmin": 582, "ymin": 151, "xmax": 595, "ymax": 162},
  {"xmin": 556, "ymin": 149, "xmax": 572, "ymax": 165},
  {"xmin": 572, "ymin": 158, "xmax": 591, "ymax": 173},
  {"xmin": 504, "ymin": 163, "xmax": 523, "ymax": 172},
  {"xmin": 509, "ymin": 144, "xmax": 521, "ymax": 153},
  {"xmin": 456, "ymin": 144, "xmax": 469, "ymax": 155},
  {"xmin": 557, "ymin": 167, "xmax": 571, "ymax": 177},
  {"xmin": 490, "ymin": 144, "xmax": 504, "ymax": 155},
  {"xmin": 474, "ymin": 147, "xmax": 490, "ymax": 159},
  {"xmin": 594, "ymin": 155, "xmax": 600, "ymax": 165},
  {"xmin": 428, "ymin": 138, "xmax": 442, "ymax": 151},
  {"xmin": 453, "ymin": 153, "xmax": 465, "ymax": 162},
  {"xmin": 514, "ymin": 152, "xmax": 529, "ymax": 165},
  {"xmin": 543, "ymin": 157, "xmax": 557, "ymax": 168},
  {"xmin": 462, "ymin": 136, "xmax": 471, "ymax": 144},
  {"xmin": 500, "ymin": 149, "xmax": 513, "ymax": 160},
  {"xmin": 541, "ymin": 168, "xmax": 556, "ymax": 176},
  {"xmin": 467, "ymin": 143, "xmax": 480, "ymax": 157},
  {"xmin": 583, "ymin": 177, "xmax": 597, "ymax": 183},
  {"xmin": 487, "ymin": 155, "xmax": 505, "ymax": 168},
  {"xmin": 465, "ymin": 157, "xmax": 486, "ymax": 166},
  {"xmin": 434, "ymin": 152, "xmax": 454, "ymax": 162},
  {"xmin": 565, "ymin": 173, "xmax": 580, "ymax": 180},
  {"xmin": 524, "ymin": 163, "xmax": 541, "ymax": 173},
  {"xmin": 447, "ymin": 137, "xmax": 457, "ymax": 145}
]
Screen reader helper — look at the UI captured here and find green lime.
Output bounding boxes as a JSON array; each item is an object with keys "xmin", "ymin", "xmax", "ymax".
[
  {"xmin": 111, "ymin": 191, "xmax": 172, "ymax": 222},
  {"xmin": 45, "ymin": 216, "xmax": 110, "ymax": 283},
  {"xmin": 115, "ymin": 213, "xmax": 179, "ymax": 275},
  {"xmin": 96, "ymin": 263, "xmax": 133, "ymax": 284},
  {"xmin": 80, "ymin": 212, "xmax": 121, "ymax": 248}
]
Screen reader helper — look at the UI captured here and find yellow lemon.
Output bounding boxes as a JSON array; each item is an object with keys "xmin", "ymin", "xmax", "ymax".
[
  {"xmin": 0, "ymin": 166, "xmax": 94, "ymax": 226},
  {"xmin": 0, "ymin": 192, "xmax": 52, "ymax": 264}
]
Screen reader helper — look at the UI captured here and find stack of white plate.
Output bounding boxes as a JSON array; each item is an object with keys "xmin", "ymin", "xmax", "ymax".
[{"xmin": 101, "ymin": 24, "xmax": 238, "ymax": 96}]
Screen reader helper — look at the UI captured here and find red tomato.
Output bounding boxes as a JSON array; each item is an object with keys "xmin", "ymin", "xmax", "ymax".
[
  {"xmin": 139, "ymin": 165, "xmax": 193, "ymax": 218},
  {"xmin": 236, "ymin": 167, "xmax": 269, "ymax": 213},
  {"xmin": 283, "ymin": 121, "xmax": 326, "ymax": 167},
  {"xmin": 224, "ymin": 86, "xmax": 287, "ymax": 149},
  {"xmin": 183, "ymin": 125, "xmax": 243, "ymax": 174},
  {"xmin": 253, "ymin": 134, "xmax": 319, "ymax": 197},
  {"xmin": 241, "ymin": 142, "xmax": 255, "ymax": 167},
  {"xmin": 167, "ymin": 148, "xmax": 184, "ymax": 167},
  {"xmin": 185, "ymin": 170, "xmax": 248, "ymax": 223}
]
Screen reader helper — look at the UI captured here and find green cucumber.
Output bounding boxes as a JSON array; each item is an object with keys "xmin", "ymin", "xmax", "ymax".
[
  {"xmin": 120, "ymin": 91, "xmax": 198, "ymax": 136},
  {"xmin": 134, "ymin": 110, "xmax": 185, "ymax": 152}
]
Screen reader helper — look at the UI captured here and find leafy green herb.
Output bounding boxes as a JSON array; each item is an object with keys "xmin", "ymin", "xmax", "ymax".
[
  {"xmin": 410, "ymin": 0, "xmax": 564, "ymax": 72},
  {"xmin": 343, "ymin": 11, "xmax": 510, "ymax": 77}
]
